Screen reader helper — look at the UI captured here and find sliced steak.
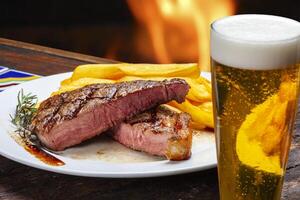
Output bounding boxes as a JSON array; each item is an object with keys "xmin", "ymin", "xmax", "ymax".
[
  {"xmin": 31, "ymin": 79, "xmax": 189, "ymax": 151},
  {"xmin": 110, "ymin": 105, "xmax": 192, "ymax": 160}
]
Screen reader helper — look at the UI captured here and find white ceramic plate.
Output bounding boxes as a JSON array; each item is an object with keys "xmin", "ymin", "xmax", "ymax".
[{"xmin": 0, "ymin": 72, "xmax": 216, "ymax": 178}]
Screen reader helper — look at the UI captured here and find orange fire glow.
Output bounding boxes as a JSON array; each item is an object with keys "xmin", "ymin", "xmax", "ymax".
[{"xmin": 127, "ymin": 0, "xmax": 235, "ymax": 71}]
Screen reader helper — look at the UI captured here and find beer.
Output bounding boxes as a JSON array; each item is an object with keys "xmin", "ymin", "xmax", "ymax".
[{"xmin": 210, "ymin": 15, "xmax": 300, "ymax": 200}]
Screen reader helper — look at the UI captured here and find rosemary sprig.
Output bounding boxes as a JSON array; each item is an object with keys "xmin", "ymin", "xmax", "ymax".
[{"xmin": 10, "ymin": 89, "xmax": 38, "ymax": 141}]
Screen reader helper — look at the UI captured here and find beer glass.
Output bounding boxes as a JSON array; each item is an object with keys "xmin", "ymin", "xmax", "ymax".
[{"xmin": 210, "ymin": 15, "xmax": 300, "ymax": 200}]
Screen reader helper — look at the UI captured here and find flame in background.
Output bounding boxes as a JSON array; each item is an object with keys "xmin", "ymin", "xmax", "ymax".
[{"xmin": 127, "ymin": 0, "xmax": 235, "ymax": 71}]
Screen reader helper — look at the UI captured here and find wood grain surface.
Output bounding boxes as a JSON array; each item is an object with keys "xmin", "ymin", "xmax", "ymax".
[{"xmin": 0, "ymin": 38, "xmax": 299, "ymax": 200}]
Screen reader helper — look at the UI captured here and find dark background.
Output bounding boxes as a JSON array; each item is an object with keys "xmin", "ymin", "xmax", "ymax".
[{"xmin": 0, "ymin": 0, "xmax": 299, "ymax": 63}]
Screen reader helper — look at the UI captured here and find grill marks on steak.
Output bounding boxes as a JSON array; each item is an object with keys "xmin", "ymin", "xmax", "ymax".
[
  {"xmin": 31, "ymin": 79, "xmax": 189, "ymax": 151},
  {"xmin": 111, "ymin": 106, "xmax": 192, "ymax": 160}
]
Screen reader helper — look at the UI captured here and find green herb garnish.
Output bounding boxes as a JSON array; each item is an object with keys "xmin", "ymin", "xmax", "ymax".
[{"xmin": 10, "ymin": 89, "xmax": 38, "ymax": 140}]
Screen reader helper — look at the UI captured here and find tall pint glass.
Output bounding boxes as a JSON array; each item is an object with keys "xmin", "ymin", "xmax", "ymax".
[{"xmin": 210, "ymin": 15, "xmax": 300, "ymax": 200}]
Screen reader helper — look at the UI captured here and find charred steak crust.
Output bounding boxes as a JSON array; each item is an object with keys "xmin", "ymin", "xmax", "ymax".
[
  {"xmin": 31, "ymin": 79, "xmax": 189, "ymax": 151},
  {"xmin": 111, "ymin": 106, "xmax": 192, "ymax": 160}
]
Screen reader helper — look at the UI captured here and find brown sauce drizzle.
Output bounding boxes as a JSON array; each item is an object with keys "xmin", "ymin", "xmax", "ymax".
[{"xmin": 24, "ymin": 144, "xmax": 65, "ymax": 166}]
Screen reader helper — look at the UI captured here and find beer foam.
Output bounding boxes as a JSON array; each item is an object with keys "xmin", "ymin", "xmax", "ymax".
[{"xmin": 211, "ymin": 15, "xmax": 300, "ymax": 69}]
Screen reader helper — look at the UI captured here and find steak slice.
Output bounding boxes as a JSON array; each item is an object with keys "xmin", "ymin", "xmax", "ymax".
[
  {"xmin": 110, "ymin": 105, "xmax": 192, "ymax": 160},
  {"xmin": 31, "ymin": 79, "xmax": 189, "ymax": 151}
]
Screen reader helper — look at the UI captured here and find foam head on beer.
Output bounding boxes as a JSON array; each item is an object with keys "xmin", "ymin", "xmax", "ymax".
[{"xmin": 211, "ymin": 15, "xmax": 300, "ymax": 69}]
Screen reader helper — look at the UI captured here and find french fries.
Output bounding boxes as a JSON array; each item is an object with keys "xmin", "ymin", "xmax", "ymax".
[
  {"xmin": 184, "ymin": 78, "xmax": 211, "ymax": 102},
  {"xmin": 189, "ymin": 121, "xmax": 206, "ymax": 130},
  {"xmin": 71, "ymin": 64, "xmax": 125, "ymax": 81},
  {"xmin": 196, "ymin": 76, "xmax": 212, "ymax": 94},
  {"xmin": 168, "ymin": 100, "xmax": 214, "ymax": 128},
  {"xmin": 119, "ymin": 63, "xmax": 200, "ymax": 78},
  {"xmin": 71, "ymin": 63, "xmax": 200, "ymax": 81},
  {"xmin": 55, "ymin": 63, "xmax": 213, "ymax": 130}
]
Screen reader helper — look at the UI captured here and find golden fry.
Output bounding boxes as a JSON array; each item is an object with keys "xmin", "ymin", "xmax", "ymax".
[
  {"xmin": 185, "ymin": 78, "xmax": 211, "ymax": 102},
  {"xmin": 61, "ymin": 78, "xmax": 72, "ymax": 86},
  {"xmin": 71, "ymin": 64, "xmax": 125, "ymax": 81},
  {"xmin": 197, "ymin": 101, "xmax": 213, "ymax": 113},
  {"xmin": 119, "ymin": 63, "xmax": 199, "ymax": 78},
  {"xmin": 71, "ymin": 63, "xmax": 199, "ymax": 81},
  {"xmin": 168, "ymin": 100, "xmax": 214, "ymax": 128},
  {"xmin": 196, "ymin": 76, "xmax": 212, "ymax": 94},
  {"xmin": 189, "ymin": 121, "xmax": 206, "ymax": 130}
]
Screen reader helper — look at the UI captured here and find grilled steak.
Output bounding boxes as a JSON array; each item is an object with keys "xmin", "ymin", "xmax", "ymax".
[
  {"xmin": 31, "ymin": 79, "xmax": 189, "ymax": 151},
  {"xmin": 110, "ymin": 105, "xmax": 192, "ymax": 160}
]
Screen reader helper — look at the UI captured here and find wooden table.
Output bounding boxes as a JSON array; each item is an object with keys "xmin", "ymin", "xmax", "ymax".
[{"xmin": 0, "ymin": 38, "xmax": 299, "ymax": 200}]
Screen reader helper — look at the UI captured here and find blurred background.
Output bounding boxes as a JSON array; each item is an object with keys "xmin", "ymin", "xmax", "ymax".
[{"xmin": 1, "ymin": 0, "xmax": 299, "ymax": 71}]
